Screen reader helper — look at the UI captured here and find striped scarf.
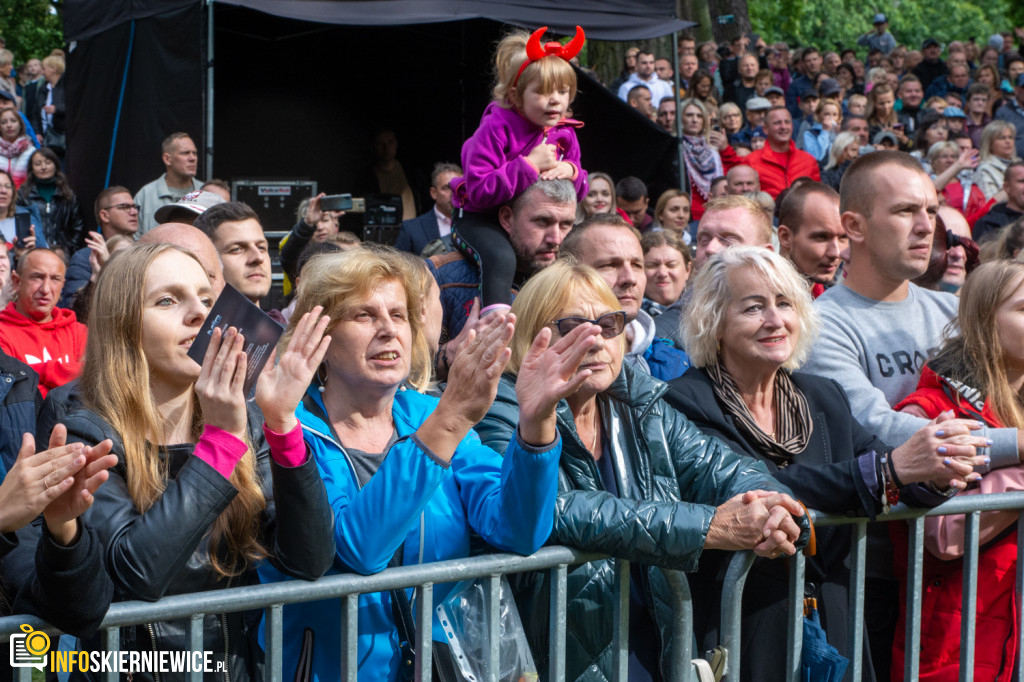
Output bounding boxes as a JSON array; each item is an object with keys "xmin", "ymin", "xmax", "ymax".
[{"xmin": 706, "ymin": 362, "xmax": 812, "ymax": 466}]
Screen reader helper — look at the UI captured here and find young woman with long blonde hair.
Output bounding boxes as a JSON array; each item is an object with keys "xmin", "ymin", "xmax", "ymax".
[{"xmin": 62, "ymin": 242, "xmax": 335, "ymax": 681}]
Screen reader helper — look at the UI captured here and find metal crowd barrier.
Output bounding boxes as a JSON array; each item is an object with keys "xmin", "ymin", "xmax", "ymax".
[
  {"xmin": 0, "ymin": 546, "xmax": 703, "ymax": 682},
  {"xmin": 5, "ymin": 491, "xmax": 1023, "ymax": 682},
  {"xmin": 720, "ymin": 490, "xmax": 1024, "ymax": 682}
]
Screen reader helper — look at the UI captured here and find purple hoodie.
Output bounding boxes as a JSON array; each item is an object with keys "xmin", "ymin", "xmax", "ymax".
[{"xmin": 451, "ymin": 101, "xmax": 588, "ymax": 213}]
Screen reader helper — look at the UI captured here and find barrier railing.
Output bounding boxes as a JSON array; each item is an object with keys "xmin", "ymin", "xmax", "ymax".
[
  {"xmin": 719, "ymin": 490, "xmax": 1024, "ymax": 682},
  {"xmin": 0, "ymin": 546, "xmax": 703, "ymax": 682},
  {"xmin": 7, "ymin": 491, "xmax": 1023, "ymax": 682}
]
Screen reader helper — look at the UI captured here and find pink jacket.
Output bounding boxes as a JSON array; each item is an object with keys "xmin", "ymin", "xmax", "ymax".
[{"xmin": 451, "ymin": 101, "xmax": 587, "ymax": 213}]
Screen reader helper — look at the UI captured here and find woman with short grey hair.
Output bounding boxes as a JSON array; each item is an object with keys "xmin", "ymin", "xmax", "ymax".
[{"xmin": 665, "ymin": 246, "xmax": 989, "ymax": 681}]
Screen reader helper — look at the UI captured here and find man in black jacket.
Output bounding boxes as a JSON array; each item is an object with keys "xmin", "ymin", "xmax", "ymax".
[
  {"xmin": 0, "ymin": 350, "xmax": 40, "ymax": 475},
  {"xmin": 973, "ymin": 161, "xmax": 1024, "ymax": 243},
  {"xmin": 912, "ymin": 38, "xmax": 948, "ymax": 91},
  {"xmin": 394, "ymin": 162, "xmax": 461, "ymax": 255}
]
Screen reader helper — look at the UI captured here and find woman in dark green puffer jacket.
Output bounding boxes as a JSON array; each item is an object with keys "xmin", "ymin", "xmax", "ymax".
[{"xmin": 475, "ymin": 261, "xmax": 809, "ymax": 682}]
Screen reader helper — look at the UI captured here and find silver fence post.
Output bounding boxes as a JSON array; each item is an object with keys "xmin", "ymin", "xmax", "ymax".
[
  {"xmin": 340, "ymin": 593, "xmax": 359, "ymax": 682},
  {"xmin": 904, "ymin": 517, "xmax": 925, "ymax": 681},
  {"xmin": 15, "ymin": 665, "xmax": 31, "ymax": 682},
  {"xmin": 485, "ymin": 574, "xmax": 501, "ymax": 682},
  {"xmin": 720, "ymin": 551, "xmax": 756, "ymax": 681},
  {"xmin": 612, "ymin": 559, "xmax": 630, "ymax": 682},
  {"xmin": 548, "ymin": 564, "xmax": 568, "ymax": 682},
  {"xmin": 100, "ymin": 626, "xmax": 120, "ymax": 682},
  {"xmin": 416, "ymin": 584, "xmax": 434, "ymax": 682},
  {"xmin": 661, "ymin": 569, "xmax": 694, "ymax": 682},
  {"xmin": 188, "ymin": 613, "xmax": 205, "ymax": 682},
  {"xmin": 785, "ymin": 552, "xmax": 805, "ymax": 682},
  {"xmin": 847, "ymin": 521, "xmax": 867, "ymax": 681},
  {"xmin": 959, "ymin": 511, "xmax": 980, "ymax": 682},
  {"xmin": 1018, "ymin": 512, "xmax": 1024, "ymax": 681},
  {"xmin": 264, "ymin": 605, "xmax": 283, "ymax": 682}
]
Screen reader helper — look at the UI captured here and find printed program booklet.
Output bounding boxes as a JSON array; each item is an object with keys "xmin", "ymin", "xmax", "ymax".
[{"xmin": 187, "ymin": 283, "xmax": 284, "ymax": 397}]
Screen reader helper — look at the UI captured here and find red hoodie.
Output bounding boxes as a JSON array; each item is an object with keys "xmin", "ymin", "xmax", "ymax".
[{"xmin": 0, "ymin": 301, "xmax": 87, "ymax": 397}]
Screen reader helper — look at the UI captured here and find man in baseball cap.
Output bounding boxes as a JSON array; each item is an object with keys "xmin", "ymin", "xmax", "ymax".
[
  {"xmin": 857, "ymin": 13, "xmax": 896, "ymax": 55},
  {"xmin": 153, "ymin": 189, "xmax": 226, "ymax": 226}
]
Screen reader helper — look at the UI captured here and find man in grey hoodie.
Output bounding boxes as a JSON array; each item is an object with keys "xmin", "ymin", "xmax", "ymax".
[{"xmin": 560, "ymin": 214, "xmax": 690, "ymax": 381}]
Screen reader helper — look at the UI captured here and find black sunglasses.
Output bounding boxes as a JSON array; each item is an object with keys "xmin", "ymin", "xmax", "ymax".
[{"xmin": 550, "ymin": 311, "xmax": 627, "ymax": 339}]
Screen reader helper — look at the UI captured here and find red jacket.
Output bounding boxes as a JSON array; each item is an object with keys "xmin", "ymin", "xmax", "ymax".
[
  {"xmin": 690, "ymin": 145, "xmax": 743, "ymax": 222},
  {"xmin": 741, "ymin": 140, "xmax": 821, "ymax": 199},
  {"xmin": 0, "ymin": 302, "xmax": 87, "ymax": 398},
  {"xmin": 891, "ymin": 365, "xmax": 1016, "ymax": 682},
  {"xmin": 940, "ymin": 181, "xmax": 995, "ymax": 230}
]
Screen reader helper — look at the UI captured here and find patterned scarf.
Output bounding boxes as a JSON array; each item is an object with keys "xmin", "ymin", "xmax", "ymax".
[
  {"xmin": 0, "ymin": 135, "xmax": 29, "ymax": 160},
  {"xmin": 681, "ymin": 134, "xmax": 724, "ymax": 201},
  {"xmin": 706, "ymin": 361, "xmax": 813, "ymax": 467}
]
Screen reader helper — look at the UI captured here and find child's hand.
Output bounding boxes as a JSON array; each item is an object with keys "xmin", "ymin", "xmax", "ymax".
[
  {"xmin": 526, "ymin": 142, "xmax": 558, "ymax": 173},
  {"xmin": 540, "ymin": 161, "xmax": 575, "ymax": 181}
]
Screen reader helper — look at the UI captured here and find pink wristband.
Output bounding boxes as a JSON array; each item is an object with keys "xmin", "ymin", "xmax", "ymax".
[
  {"xmin": 263, "ymin": 422, "xmax": 307, "ymax": 468},
  {"xmin": 193, "ymin": 425, "xmax": 248, "ymax": 480}
]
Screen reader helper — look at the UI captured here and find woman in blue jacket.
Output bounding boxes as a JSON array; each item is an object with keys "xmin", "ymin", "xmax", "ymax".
[{"xmin": 263, "ymin": 247, "xmax": 602, "ymax": 682}]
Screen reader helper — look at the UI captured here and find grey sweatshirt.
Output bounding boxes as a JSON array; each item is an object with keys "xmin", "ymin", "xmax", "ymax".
[{"xmin": 802, "ymin": 281, "xmax": 1018, "ymax": 461}]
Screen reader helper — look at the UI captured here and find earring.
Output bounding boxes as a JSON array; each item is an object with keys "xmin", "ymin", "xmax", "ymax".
[{"xmin": 316, "ymin": 362, "xmax": 328, "ymax": 393}]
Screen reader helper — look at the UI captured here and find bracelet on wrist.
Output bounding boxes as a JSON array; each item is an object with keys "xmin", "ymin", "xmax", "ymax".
[
  {"xmin": 879, "ymin": 452, "xmax": 899, "ymax": 512},
  {"xmin": 886, "ymin": 450, "xmax": 904, "ymax": 488}
]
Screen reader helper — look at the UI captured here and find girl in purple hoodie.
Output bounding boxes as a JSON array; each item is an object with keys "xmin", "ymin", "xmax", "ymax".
[{"xmin": 449, "ymin": 26, "xmax": 589, "ymax": 314}]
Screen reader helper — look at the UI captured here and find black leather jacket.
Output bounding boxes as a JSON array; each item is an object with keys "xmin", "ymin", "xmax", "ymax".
[
  {"xmin": 17, "ymin": 183, "xmax": 86, "ymax": 256},
  {"xmin": 63, "ymin": 404, "xmax": 335, "ymax": 682}
]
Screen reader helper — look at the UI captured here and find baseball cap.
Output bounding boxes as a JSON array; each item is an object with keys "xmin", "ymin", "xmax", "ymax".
[
  {"xmin": 764, "ymin": 86, "xmax": 785, "ymax": 97},
  {"xmin": 0, "ymin": 91, "xmax": 15, "ymax": 104},
  {"xmin": 942, "ymin": 106, "xmax": 966, "ymax": 119},
  {"xmin": 922, "ymin": 38, "xmax": 940, "ymax": 49},
  {"xmin": 872, "ymin": 130, "xmax": 898, "ymax": 146},
  {"xmin": 751, "ymin": 126, "xmax": 766, "ymax": 139},
  {"xmin": 873, "ymin": 13, "xmax": 887, "ymax": 24},
  {"xmin": 154, "ymin": 190, "xmax": 226, "ymax": 224},
  {"xmin": 818, "ymin": 78, "xmax": 842, "ymax": 98},
  {"xmin": 746, "ymin": 97, "xmax": 772, "ymax": 111}
]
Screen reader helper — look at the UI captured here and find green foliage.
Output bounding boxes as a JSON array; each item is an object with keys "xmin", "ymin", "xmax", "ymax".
[
  {"xmin": 748, "ymin": 0, "xmax": 1014, "ymax": 53},
  {"xmin": 0, "ymin": 0, "xmax": 63, "ymax": 63}
]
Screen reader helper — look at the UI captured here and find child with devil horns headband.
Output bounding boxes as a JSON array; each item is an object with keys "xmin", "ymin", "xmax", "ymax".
[{"xmin": 449, "ymin": 26, "xmax": 588, "ymax": 315}]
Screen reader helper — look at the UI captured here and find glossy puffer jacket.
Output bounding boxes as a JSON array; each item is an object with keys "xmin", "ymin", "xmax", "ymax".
[
  {"xmin": 475, "ymin": 363, "xmax": 807, "ymax": 682},
  {"xmin": 62, "ymin": 403, "xmax": 335, "ymax": 682}
]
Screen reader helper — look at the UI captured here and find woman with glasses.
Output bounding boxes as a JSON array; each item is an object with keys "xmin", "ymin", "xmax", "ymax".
[
  {"xmin": 476, "ymin": 259, "xmax": 808, "ymax": 682},
  {"xmin": 0, "ymin": 169, "xmax": 44, "ymax": 258}
]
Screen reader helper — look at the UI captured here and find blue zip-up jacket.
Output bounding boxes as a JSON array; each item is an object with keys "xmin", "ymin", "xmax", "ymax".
[{"xmin": 259, "ymin": 384, "xmax": 561, "ymax": 682}]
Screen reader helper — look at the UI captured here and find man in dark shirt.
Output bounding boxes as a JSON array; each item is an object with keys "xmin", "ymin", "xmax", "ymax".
[
  {"xmin": 973, "ymin": 161, "xmax": 1024, "ymax": 243},
  {"xmin": 912, "ymin": 38, "xmax": 948, "ymax": 91},
  {"xmin": 786, "ymin": 47, "xmax": 823, "ymax": 118}
]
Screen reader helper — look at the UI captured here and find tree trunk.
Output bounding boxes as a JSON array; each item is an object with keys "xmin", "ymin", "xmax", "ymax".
[
  {"xmin": 678, "ymin": 0, "xmax": 715, "ymax": 42},
  {"xmin": 708, "ymin": 0, "xmax": 751, "ymax": 47}
]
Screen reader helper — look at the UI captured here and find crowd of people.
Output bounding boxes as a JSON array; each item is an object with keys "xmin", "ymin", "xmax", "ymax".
[{"xmin": 0, "ymin": 17, "xmax": 1023, "ymax": 682}]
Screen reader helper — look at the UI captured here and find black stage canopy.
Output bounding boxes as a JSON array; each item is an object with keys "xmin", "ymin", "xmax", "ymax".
[{"xmin": 63, "ymin": 1, "xmax": 692, "ymax": 229}]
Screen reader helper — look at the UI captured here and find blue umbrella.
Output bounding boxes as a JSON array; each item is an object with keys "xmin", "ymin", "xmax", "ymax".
[{"xmin": 802, "ymin": 598, "xmax": 849, "ymax": 682}]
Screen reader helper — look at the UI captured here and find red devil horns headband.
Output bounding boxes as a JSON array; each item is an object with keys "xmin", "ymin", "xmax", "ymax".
[{"xmin": 513, "ymin": 25, "xmax": 586, "ymax": 87}]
